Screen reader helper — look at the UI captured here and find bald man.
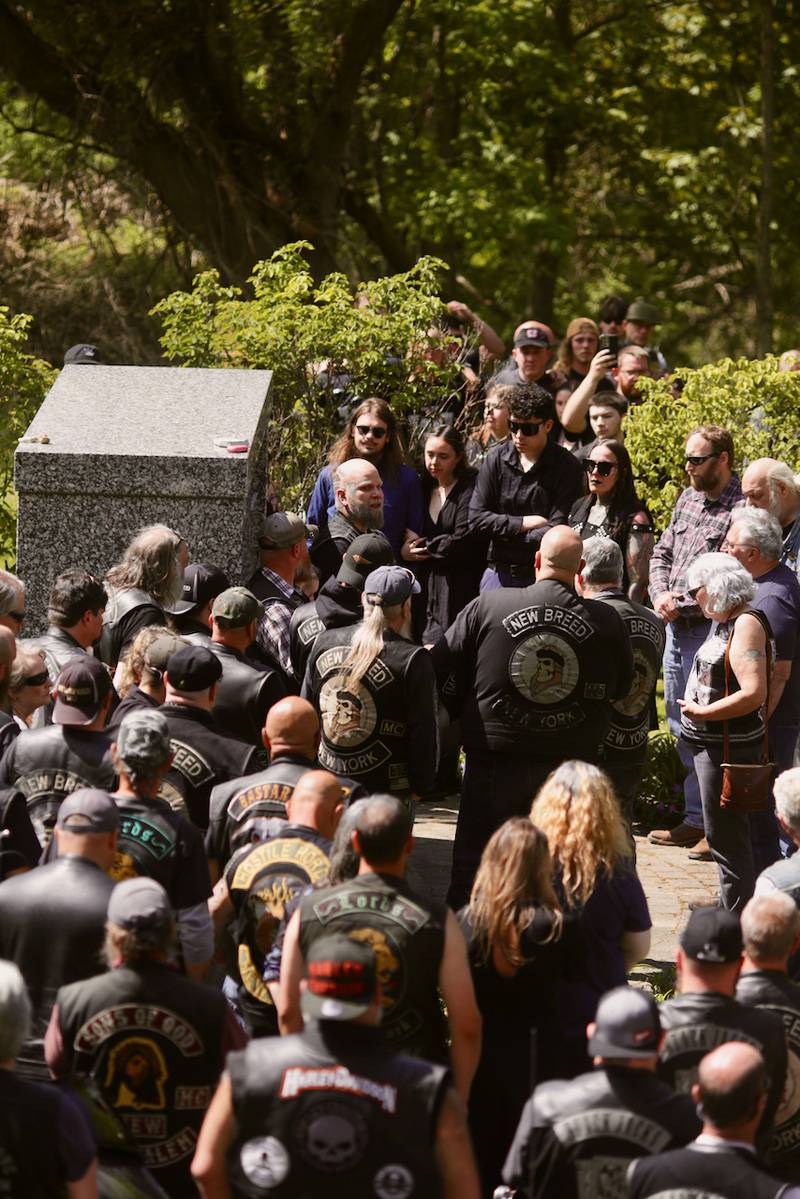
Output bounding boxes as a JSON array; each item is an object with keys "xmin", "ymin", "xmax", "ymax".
[
  {"xmin": 311, "ymin": 458, "xmax": 387, "ymax": 586},
  {"xmin": 432, "ymin": 526, "xmax": 634, "ymax": 906},
  {"xmin": 743, "ymin": 457, "xmax": 800, "ymax": 579},
  {"xmin": 629, "ymin": 1042, "xmax": 788, "ymax": 1198},
  {"xmin": 205, "ymin": 696, "xmax": 366, "ymax": 878},
  {"xmin": 210, "ymin": 768, "xmax": 345, "ymax": 1037}
]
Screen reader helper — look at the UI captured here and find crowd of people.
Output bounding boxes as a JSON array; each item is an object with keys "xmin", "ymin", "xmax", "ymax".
[{"xmin": 1, "ymin": 298, "xmax": 800, "ymax": 1197}]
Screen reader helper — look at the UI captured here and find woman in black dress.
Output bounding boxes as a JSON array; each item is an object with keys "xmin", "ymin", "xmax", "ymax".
[
  {"xmin": 458, "ymin": 818, "xmax": 568, "ymax": 1195},
  {"xmin": 569, "ymin": 439, "xmax": 654, "ymax": 602},
  {"xmin": 405, "ymin": 424, "xmax": 485, "ymax": 643}
]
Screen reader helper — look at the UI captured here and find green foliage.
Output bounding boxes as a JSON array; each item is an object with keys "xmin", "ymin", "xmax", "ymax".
[
  {"xmin": 626, "ymin": 358, "xmax": 800, "ymax": 532},
  {"xmin": 647, "ymin": 965, "xmax": 677, "ymax": 1003},
  {"xmin": 0, "ymin": 309, "xmax": 56, "ymax": 564},
  {"xmin": 634, "ymin": 732, "xmax": 687, "ymax": 831},
  {"xmin": 153, "ymin": 243, "xmax": 457, "ymax": 509}
]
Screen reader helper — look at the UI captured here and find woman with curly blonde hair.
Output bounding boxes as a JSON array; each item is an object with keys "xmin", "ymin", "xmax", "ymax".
[
  {"xmin": 530, "ymin": 761, "xmax": 651, "ymax": 1076},
  {"xmin": 458, "ymin": 818, "xmax": 573, "ymax": 1192}
]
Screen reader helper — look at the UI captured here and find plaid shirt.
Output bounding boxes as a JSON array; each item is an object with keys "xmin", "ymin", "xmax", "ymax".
[
  {"xmin": 649, "ymin": 476, "xmax": 743, "ymax": 615},
  {"xmin": 255, "ymin": 567, "xmax": 305, "ymax": 675}
]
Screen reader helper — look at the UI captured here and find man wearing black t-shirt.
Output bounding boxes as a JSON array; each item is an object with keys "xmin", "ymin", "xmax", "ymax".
[{"xmin": 433, "ymin": 527, "xmax": 632, "ymax": 907}]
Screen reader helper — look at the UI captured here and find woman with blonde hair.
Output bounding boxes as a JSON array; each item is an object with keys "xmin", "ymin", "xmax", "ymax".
[
  {"xmin": 458, "ymin": 817, "xmax": 570, "ymax": 1193},
  {"xmin": 556, "ymin": 316, "xmax": 599, "ymax": 387},
  {"xmin": 531, "ymin": 760, "xmax": 651, "ymax": 1076}
]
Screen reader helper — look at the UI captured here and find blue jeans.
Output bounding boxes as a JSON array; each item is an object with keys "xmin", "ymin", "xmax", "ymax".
[{"xmin": 663, "ymin": 618, "xmax": 710, "ymax": 829}]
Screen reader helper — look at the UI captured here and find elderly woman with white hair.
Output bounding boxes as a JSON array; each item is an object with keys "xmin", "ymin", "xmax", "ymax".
[{"xmin": 678, "ymin": 552, "xmax": 774, "ymax": 913}]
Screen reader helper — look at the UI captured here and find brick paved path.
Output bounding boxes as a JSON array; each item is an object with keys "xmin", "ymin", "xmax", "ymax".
[{"xmin": 407, "ymin": 797, "xmax": 718, "ymax": 974}]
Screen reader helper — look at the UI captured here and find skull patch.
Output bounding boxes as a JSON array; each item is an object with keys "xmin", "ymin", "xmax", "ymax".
[{"xmin": 296, "ymin": 1100, "xmax": 367, "ymax": 1172}]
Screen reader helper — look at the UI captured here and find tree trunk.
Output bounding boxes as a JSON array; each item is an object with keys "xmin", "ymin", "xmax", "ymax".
[{"xmin": 754, "ymin": 0, "xmax": 775, "ymax": 357}]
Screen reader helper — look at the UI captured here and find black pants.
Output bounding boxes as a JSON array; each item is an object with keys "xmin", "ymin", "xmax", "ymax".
[{"xmin": 448, "ymin": 753, "xmax": 558, "ymax": 909}]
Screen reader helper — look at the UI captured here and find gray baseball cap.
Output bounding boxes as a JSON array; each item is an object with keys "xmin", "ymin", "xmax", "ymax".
[
  {"xmin": 363, "ymin": 565, "xmax": 421, "ymax": 606},
  {"xmin": 258, "ymin": 511, "xmax": 317, "ymax": 550},
  {"xmin": 108, "ymin": 877, "xmax": 172, "ymax": 932},
  {"xmin": 587, "ymin": 986, "xmax": 661, "ymax": 1060},
  {"xmin": 57, "ymin": 788, "xmax": 120, "ymax": 834},
  {"xmin": 116, "ymin": 709, "xmax": 172, "ymax": 772}
]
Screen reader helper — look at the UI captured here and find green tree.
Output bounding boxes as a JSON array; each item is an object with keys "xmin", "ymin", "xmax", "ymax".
[
  {"xmin": 626, "ymin": 357, "xmax": 800, "ymax": 531},
  {"xmin": 0, "ymin": 309, "xmax": 56, "ymax": 563},
  {"xmin": 152, "ymin": 243, "xmax": 458, "ymax": 509}
]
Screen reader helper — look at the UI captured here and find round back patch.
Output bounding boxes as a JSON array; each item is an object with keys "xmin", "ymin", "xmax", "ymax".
[
  {"xmin": 319, "ymin": 674, "xmax": 377, "ymax": 748},
  {"xmin": 509, "ymin": 631, "xmax": 580, "ymax": 705}
]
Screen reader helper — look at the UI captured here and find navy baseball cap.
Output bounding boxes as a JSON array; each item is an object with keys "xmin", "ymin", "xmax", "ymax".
[{"xmin": 363, "ymin": 565, "xmax": 420, "ymax": 606}]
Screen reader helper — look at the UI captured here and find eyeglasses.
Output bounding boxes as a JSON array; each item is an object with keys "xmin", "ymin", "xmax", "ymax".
[
  {"xmin": 7, "ymin": 611, "xmax": 24, "ymax": 625},
  {"xmin": 22, "ymin": 670, "xmax": 49, "ymax": 687},
  {"xmin": 721, "ymin": 537, "xmax": 755, "ymax": 553},
  {"xmin": 355, "ymin": 424, "xmax": 388, "ymax": 439},
  {"xmin": 509, "ymin": 420, "xmax": 543, "ymax": 436},
  {"xmin": 687, "ymin": 585, "xmax": 702, "ymax": 600},
  {"xmin": 582, "ymin": 460, "xmax": 617, "ymax": 478},
  {"xmin": 685, "ymin": 453, "xmax": 719, "ymax": 466}
]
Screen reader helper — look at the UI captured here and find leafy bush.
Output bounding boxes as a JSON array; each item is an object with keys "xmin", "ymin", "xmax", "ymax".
[
  {"xmin": 626, "ymin": 357, "xmax": 800, "ymax": 531},
  {"xmin": 152, "ymin": 243, "xmax": 460, "ymax": 512},
  {"xmin": 634, "ymin": 731, "xmax": 686, "ymax": 831},
  {"xmin": 0, "ymin": 310, "xmax": 56, "ymax": 565}
]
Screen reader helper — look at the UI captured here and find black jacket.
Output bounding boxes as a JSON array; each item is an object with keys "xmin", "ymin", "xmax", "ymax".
[
  {"xmin": 0, "ymin": 854, "xmax": 115, "ymax": 1080},
  {"xmin": 309, "ymin": 510, "xmax": 363, "ymax": 585},
  {"xmin": 159, "ymin": 703, "xmax": 263, "ymax": 829},
  {"xmin": 503, "ymin": 1065, "xmax": 700, "ymax": 1199},
  {"xmin": 420, "ymin": 469, "xmax": 486, "ymax": 642},
  {"xmin": 432, "ymin": 578, "xmax": 633, "ymax": 759},
  {"xmin": 288, "ymin": 577, "xmax": 364, "ymax": 684},
  {"xmin": 469, "ymin": 438, "xmax": 584, "ymax": 568},
  {"xmin": 207, "ymin": 641, "xmax": 287, "ymax": 747},
  {"xmin": 658, "ymin": 990, "xmax": 788, "ymax": 1156}
]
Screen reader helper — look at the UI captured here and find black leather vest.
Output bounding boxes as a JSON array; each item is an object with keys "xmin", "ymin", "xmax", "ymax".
[
  {"xmin": 226, "ymin": 1022, "xmax": 447, "ymax": 1198},
  {"xmin": 595, "ymin": 592, "xmax": 665, "ymax": 762},
  {"xmin": 159, "ymin": 704, "xmax": 259, "ymax": 830},
  {"xmin": 0, "ymin": 725, "xmax": 116, "ymax": 847},
  {"xmin": 289, "ymin": 602, "xmax": 326, "ymax": 684},
  {"xmin": 110, "ymin": 793, "xmax": 197, "ymax": 896},
  {"xmin": 225, "ymin": 825, "xmax": 332, "ymax": 1032},
  {"xmin": 24, "ymin": 627, "xmax": 87, "ymax": 681},
  {"xmin": 629, "ymin": 1143, "xmax": 786, "ymax": 1199},
  {"xmin": 298, "ymin": 873, "xmax": 448, "ymax": 1062},
  {"xmin": 56, "ymin": 960, "xmax": 228, "ymax": 1197},
  {"xmin": 305, "ymin": 627, "xmax": 429, "ymax": 795},
  {"xmin": 737, "ymin": 968, "xmax": 800, "ymax": 1181},
  {"xmin": 98, "ymin": 586, "xmax": 160, "ymax": 668}
]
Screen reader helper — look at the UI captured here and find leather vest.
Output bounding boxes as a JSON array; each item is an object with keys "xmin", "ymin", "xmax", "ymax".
[
  {"xmin": 305, "ymin": 627, "xmax": 430, "ymax": 795},
  {"xmin": 56, "ymin": 960, "xmax": 228, "ymax": 1195},
  {"xmin": 207, "ymin": 642, "xmax": 287, "ymax": 748},
  {"xmin": 595, "ymin": 592, "xmax": 665, "ymax": 762},
  {"xmin": 0, "ymin": 725, "xmax": 116, "ymax": 847},
  {"xmin": 98, "ymin": 586, "xmax": 159, "ymax": 668},
  {"xmin": 436, "ymin": 578, "xmax": 633, "ymax": 759},
  {"xmin": 761, "ymin": 859, "xmax": 800, "ymax": 907},
  {"xmin": 225, "ymin": 825, "xmax": 332, "ymax": 1031},
  {"xmin": 24, "ymin": 627, "xmax": 87, "ymax": 681},
  {"xmin": 629, "ymin": 1143, "xmax": 786, "ymax": 1199},
  {"xmin": 514, "ymin": 1067, "xmax": 699, "ymax": 1199},
  {"xmin": 737, "ymin": 969, "xmax": 800, "ymax": 1180},
  {"xmin": 110, "ymin": 794, "xmax": 194, "ymax": 894},
  {"xmin": 298, "ymin": 873, "xmax": 448, "ymax": 1062},
  {"xmin": 159, "ymin": 704, "xmax": 260, "ymax": 830},
  {"xmin": 226, "ymin": 1022, "xmax": 447, "ymax": 1198},
  {"xmin": 658, "ymin": 992, "xmax": 788, "ymax": 1155},
  {"xmin": 289, "ymin": 602, "xmax": 326, "ymax": 685}
]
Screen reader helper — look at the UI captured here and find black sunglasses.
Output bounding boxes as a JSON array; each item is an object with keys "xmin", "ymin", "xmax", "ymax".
[
  {"xmin": 685, "ymin": 452, "xmax": 719, "ymax": 466},
  {"xmin": 509, "ymin": 420, "xmax": 543, "ymax": 436},
  {"xmin": 687, "ymin": 585, "xmax": 702, "ymax": 600},
  {"xmin": 582, "ymin": 459, "xmax": 617, "ymax": 477},
  {"xmin": 355, "ymin": 424, "xmax": 388, "ymax": 438},
  {"xmin": 22, "ymin": 670, "xmax": 50, "ymax": 687},
  {"xmin": 7, "ymin": 610, "xmax": 24, "ymax": 625}
]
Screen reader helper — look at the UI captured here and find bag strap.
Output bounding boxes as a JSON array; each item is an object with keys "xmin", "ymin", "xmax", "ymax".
[{"xmin": 723, "ymin": 609, "xmax": 771, "ymax": 764}]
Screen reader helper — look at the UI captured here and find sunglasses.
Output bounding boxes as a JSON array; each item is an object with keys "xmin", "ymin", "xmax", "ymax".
[
  {"xmin": 22, "ymin": 670, "xmax": 50, "ymax": 687},
  {"xmin": 355, "ymin": 424, "xmax": 388, "ymax": 439},
  {"xmin": 685, "ymin": 452, "xmax": 719, "ymax": 466},
  {"xmin": 7, "ymin": 611, "xmax": 24, "ymax": 625},
  {"xmin": 582, "ymin": 460, "xmax": 617, "ymax": 478},
  {"xmin": 509, "ymin": 420, "xmax": 543, "ymax": 436},
  {"xmin": 687, "ymin": 585, "xmax": 702, "ymax": 600}
]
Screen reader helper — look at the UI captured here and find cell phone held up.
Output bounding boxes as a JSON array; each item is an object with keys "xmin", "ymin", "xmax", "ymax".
[{"xmin": 598, "ymin": 333, "xmax": 618, "ymax": 365}]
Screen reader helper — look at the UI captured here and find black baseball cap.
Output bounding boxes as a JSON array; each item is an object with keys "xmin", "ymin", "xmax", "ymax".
[
  {"xmin": 165, "ymin": 644, "xmax": 222, "ymax": 692},
  {"xmin": 680, "ymin": 907, "xmax": 742, "ymax": 964},
  {"xmin": 337, "ymin": 533, "xmax": 395, "ymax": 589},
  {"xmin": 53, "ymin": 657, "xmax": 112, "ymax": 726},
  {"xmin": 166, "ymin": 563, "xmax": 231, "ymax": 616},
  {"xmin": 57, "ymin": 788, "xmax": 120, "ymax": 833},
  {"xmin": 588, "ymin": 986, "xmax": 661, "ymax": 1060},
  {"xmin": 301, "ymin": 935, "xmax": 378, "ymax": 1021}
]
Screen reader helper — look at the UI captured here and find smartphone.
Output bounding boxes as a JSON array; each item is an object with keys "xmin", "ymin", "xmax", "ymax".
[{"xmin": 598, "ymin": 333, "xmax": 618, "ymax": 364}]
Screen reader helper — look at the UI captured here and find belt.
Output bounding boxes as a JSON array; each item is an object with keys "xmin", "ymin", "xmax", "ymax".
[
  {"xmin": 672, "ymin": 614, "xmax": 708, "ymax": 630},
  {"xmin": 492, "ymin": 563, "xmax": 534, "ymax": 579}
]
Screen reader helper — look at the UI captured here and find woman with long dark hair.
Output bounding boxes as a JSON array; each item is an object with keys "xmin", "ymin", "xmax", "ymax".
[
  {"xmin": 405, "ymin": 424, "xmax": 485, "ymax": 642},
  {"xmin": 307, "ymin": 397, "xmax": 424, "ymax": 557},
  {"xmin": 458, "ymin": 818, "xmax": 568, "ymax": 1193},
  {"xmin": 568, "ymin": 439, "xmax": 654, "ymax": 602}
]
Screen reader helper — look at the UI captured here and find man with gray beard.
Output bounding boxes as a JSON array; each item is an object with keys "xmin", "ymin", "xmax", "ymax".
[
  {"xmin": 743, "ymin": 458, "xmax": 800, "ymax": 579},
  {"xmin": 311, "ymin": 459, "xmax": 387, "ymax": 586}
]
